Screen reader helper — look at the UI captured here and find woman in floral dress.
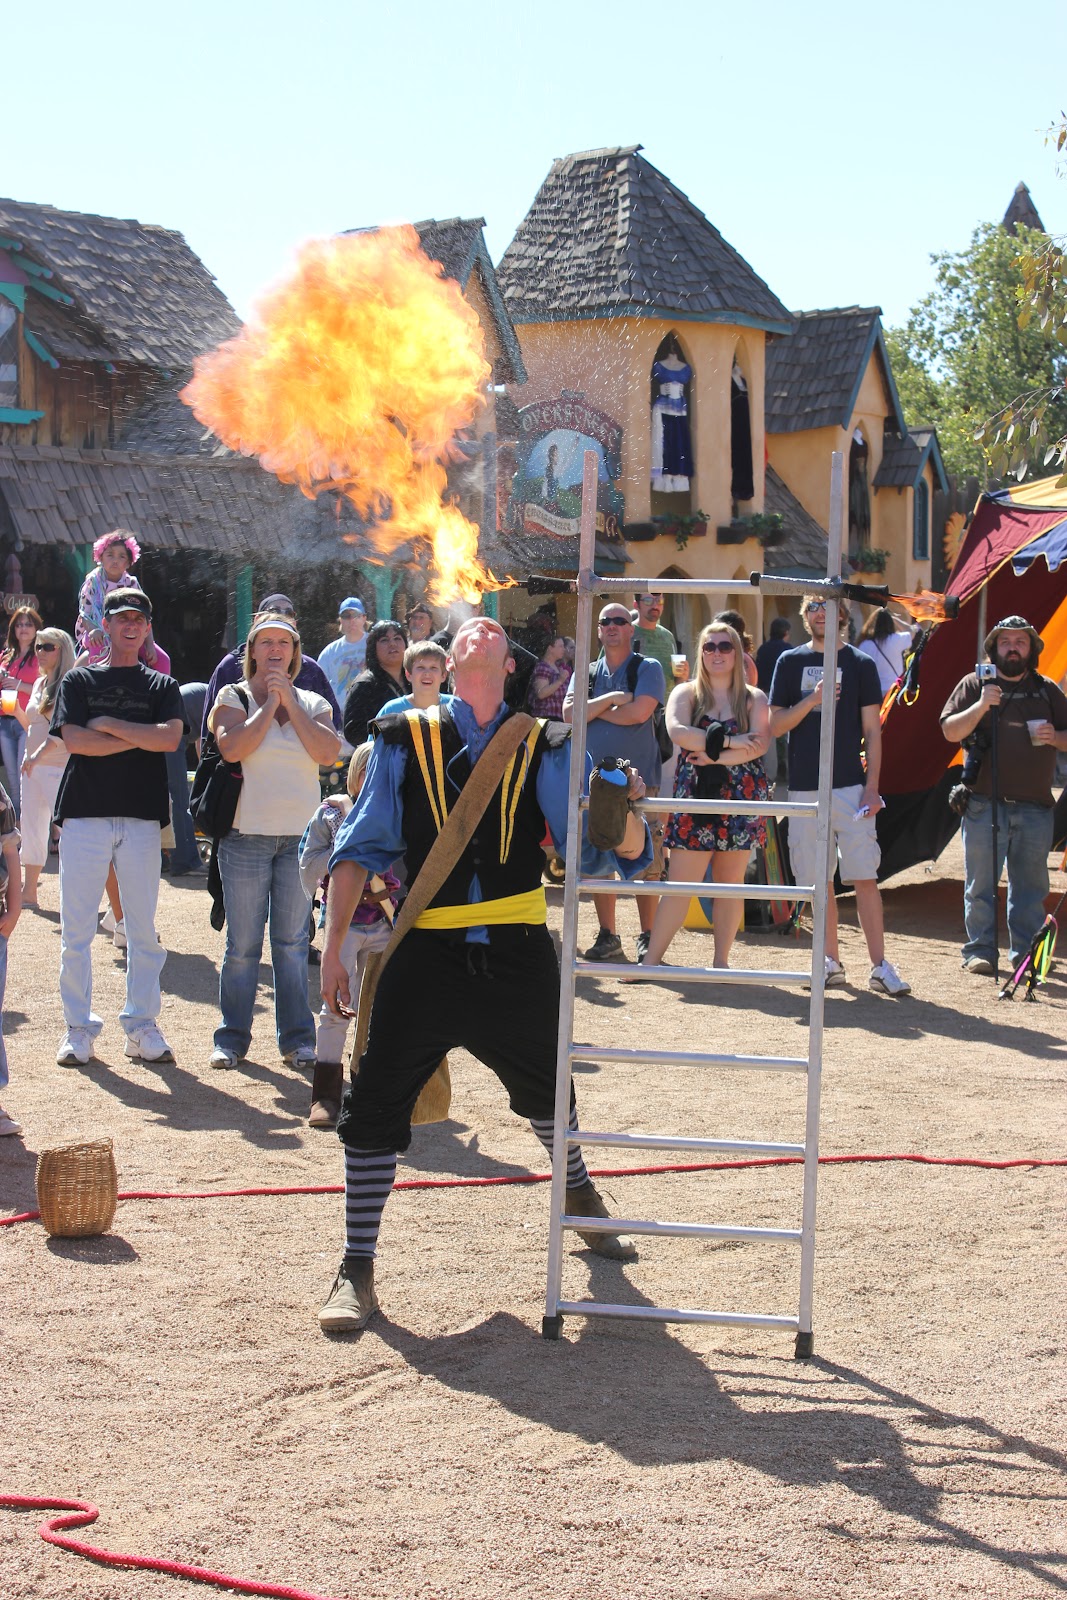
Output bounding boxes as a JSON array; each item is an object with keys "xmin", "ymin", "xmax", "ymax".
[{"xmin": 636, "ymin": 620, "xmax": 770, "ymax": 971}]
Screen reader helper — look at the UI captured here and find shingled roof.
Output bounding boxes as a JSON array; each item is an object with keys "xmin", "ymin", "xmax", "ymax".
[
  {"xmin": 0, "ymin": 443, "xmax": 300, "ymax": 555},
  {"xmin": 0, "ymin": 197, "xmax": 240, "ymax": 367},
  {"xmin": 1002, "ymin": 182, "xmax": 1045, "ymax": 237},
  {"xmin": 765, "ymin": 307, "xmax": 906, "ymax": 435},
  {"xmin": 762, "ymin": 466, "xmax": 829, "ymax": 576},
  {"xmin": 496, "ymin": 146, "xmax": 792, "ymax": 332},
  {"xmin": 872, "ymin": 426, "xmax": 948, "ymax": 493}
]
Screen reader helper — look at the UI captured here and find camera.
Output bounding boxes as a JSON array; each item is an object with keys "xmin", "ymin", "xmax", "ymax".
[{"xmin": 977, "ymin": 661, "xmax": 998, "ymax": 682}]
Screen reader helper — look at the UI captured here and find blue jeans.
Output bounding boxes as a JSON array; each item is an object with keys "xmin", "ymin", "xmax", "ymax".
[
  {"xmin": 961, "ymin": 796, "xmax": 1053, "ymax": 964},
  {"xmin": 215, "ymin": 831, "xmax": 314, "ymax": 1057},
  {"xmin": 0, "ymin": 716, "xmax": 26, "ymax": 819},
  {"xmin": 58, "ymin": 817, "xmax": 167, "ymax": 1034},
  {"xmin": 165, "ymin": 746, "xmax": 200, "ymax": 872}
]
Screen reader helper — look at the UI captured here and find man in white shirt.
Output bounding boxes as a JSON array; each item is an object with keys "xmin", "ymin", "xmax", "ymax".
[{"xmin": 319, "ymin": 597, "xmax": 368, "ymax": 706}]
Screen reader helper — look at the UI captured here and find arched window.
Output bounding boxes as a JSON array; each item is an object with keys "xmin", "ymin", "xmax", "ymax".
[
  {"xmin": 731, "ymin": 359, "xmax": 754, "ymax": 506},
  {"xmin": 913, "ymin": 476, "xmax": 930, "ymax": 561},
  {"xmin": 650, "ymin": 333, "xmax": 693, "ymax": 512},
  {"xmin": 848, "ymin": 429, "xmax": 871, "ymax": 563}
]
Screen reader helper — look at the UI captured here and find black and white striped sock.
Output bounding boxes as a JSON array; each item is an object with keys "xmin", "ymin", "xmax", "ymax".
[
  {"xmin": 528, "ymin": 1110, "xmax": 590, "ymax": 1187},
  {"xmin": 343, "ymin": 1148, "xmax": 398, "ymax": 1260}
]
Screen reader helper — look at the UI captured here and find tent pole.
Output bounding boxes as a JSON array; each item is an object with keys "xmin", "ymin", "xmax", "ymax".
[{"xmin": 976, "ymin": 586, "xmax": 987, "ymax": 664}]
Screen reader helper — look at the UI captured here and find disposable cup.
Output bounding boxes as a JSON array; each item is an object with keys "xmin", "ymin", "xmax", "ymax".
[
  {"xmin": 1026, "ymin": 718, "xmax": 1045, "ymax": 746},
  {"xmin": 670, "ymin": 654, "xmax": 687, "ymax": 676},
  {"xmin": 0, "ymin": 688, "xmax": 17, "ymax": 717}
]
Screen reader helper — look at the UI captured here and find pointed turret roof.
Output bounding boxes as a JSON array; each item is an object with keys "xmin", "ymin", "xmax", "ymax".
[
  {"xmin": 497, "ymin": 146, "xmax": 791, "ymax": 333},
  {"xmin": 1002, "ymin": 182, "xmax": 1045, "ymax": 236}
]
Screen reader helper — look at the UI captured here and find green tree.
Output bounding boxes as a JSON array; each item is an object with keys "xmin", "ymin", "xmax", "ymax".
[{"xmin": 886, "ymin": 219, "xmax": 1067, "ymax": 484}]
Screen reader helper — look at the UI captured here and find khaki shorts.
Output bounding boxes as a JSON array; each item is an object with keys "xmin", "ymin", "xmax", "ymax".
[
  {"xmin": 636, "ymin": 786, "xmax": 665, "ymax": 881},
  {"xmin": 788, "ymin": 784, "xmax": 880, "ymax": 886}
]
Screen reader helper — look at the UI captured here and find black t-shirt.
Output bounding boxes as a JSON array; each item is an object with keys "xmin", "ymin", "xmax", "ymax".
[
  {"xmin": 51, "ymin": 664, "xmax": 185, "ymax": 824},
  {"xmin": 755, "ymin": 637, "xmax": 790, "ymax": 694},
  {"xmin": 769, "ymin": 643, "xmax": 882, "ymax": 790}
]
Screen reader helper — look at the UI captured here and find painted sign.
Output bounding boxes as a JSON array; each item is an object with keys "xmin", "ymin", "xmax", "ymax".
[{"xmin": 500, "ymin": 393, "xmax": 625, "ymax": 542}]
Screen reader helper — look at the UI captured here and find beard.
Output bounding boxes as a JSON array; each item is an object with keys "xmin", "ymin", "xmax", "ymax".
[{"xmin": 997, "ymin": 651, "xmax": 1027, "ymax": 678}]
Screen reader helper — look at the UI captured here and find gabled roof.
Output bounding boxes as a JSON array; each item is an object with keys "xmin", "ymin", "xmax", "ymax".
[
  {"xmin": 762, "ymin": 466, "xmax": 828, "ymax": 576},
  {"xmin": 873, "ymin": 425, "xmax": 949, "ymax": 494},
  {"xmin": 1002, "ymin": 182, "xmax": 1044, "ymax": 237},
  {"xmin": 496, "ymin": 146, "xmax": 792, "ymax": 333},
  {"xmin": 0, "ymin": 197, "xmax": 240, "ymax": 367},
  {"xmin": 765, "ymin": 306, "xmax": 907, "ymax": 436},
  {"xmin": 0, "ymin": 443, "xmax": 296, "ymax": 554}
]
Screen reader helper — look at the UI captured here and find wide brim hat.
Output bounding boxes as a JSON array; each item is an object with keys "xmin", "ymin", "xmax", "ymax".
[{"xmin": 983, "ymin": 615, "xmax": 1043, "ymax": 659}]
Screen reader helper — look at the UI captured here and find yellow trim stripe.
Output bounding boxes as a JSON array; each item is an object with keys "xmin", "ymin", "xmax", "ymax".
[
  {"xmin": 405, "ymin": 707, "xmax": 448, "ymax": 833},
  {"xmin": 414, "ymin": 888, "xmax": 548, "ymax": 929},
  {"xmin": 499, "ymin": 722, "xmax": 543, "ymax": 862}
]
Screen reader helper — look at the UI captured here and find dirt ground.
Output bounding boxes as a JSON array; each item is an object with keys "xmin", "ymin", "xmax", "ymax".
[{"xmin": 1, "ymin": 836, "xmax": 1065, "ymax": 1600}]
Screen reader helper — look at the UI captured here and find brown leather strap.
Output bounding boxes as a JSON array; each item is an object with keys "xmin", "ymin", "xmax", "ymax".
[{"xmin": 354, "ymin": 712, "xmax": 538, "ymax": 1055}]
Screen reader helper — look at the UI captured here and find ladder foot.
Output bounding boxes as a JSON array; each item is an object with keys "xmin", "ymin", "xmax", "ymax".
[
  {"xmin": 541, "ymin": 1314, "xmax": 564, "ymax": 1341},
  {"xmin": 794, "ymin": 1329, "xmax": 814, "ymax": 1359}
]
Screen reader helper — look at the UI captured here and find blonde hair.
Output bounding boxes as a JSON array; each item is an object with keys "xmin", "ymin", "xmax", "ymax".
[
  {"xmin": 347, "ymin": 741, "xmax": 375, "ymax": 798},
  {"xmin": 242, "ymin": 614, "xmax": 302, "ymax": 682},
  {"xmin": 691, "ymin": 622, "xmax": 751, "ymax": 732},
  {"xmin": 35, "ymin": 628, "xmax": 77, "ymax": 715},
  {"xmin": 403, "ymin": 640, "xmax": 447, "ymax": 678}
]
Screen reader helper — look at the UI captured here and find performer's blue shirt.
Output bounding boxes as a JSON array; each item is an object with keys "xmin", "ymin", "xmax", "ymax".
[{"xmin": 329, "ymin": 698, "xmax": 651, "ymax": 942}]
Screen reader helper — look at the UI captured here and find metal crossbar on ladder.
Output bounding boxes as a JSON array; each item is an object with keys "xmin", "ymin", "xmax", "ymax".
[{"xmin": 542, "ymin": 449, "xmax": 847, "ymax": 1356}]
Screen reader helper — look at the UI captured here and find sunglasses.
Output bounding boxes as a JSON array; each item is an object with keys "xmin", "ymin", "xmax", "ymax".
[
  {"xmin": 702, "ymin": 640, "xmax": 736, "ymax": 655},
  {"xmin": 599, "ymin": 617, "xmax": 632, "ymax": 627},
  {"xmin": 35, "ymin": 642, "xmax": 57, "ymax": 654},
  {"xmin": 805, "ymin": 603, "xmax": 827, "ymax": 615}
]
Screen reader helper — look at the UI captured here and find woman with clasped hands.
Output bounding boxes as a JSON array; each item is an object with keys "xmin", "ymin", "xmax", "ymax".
[{"xmin": 207, "ymin": 613, "xmax": 340, "ymax": 1070}]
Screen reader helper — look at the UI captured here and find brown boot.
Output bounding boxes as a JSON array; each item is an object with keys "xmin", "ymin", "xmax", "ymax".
[
  {"xmin": 308, "ymin": 1061, "xmax": 344, "ymax": 1129},
  {"xmin": 566, "ymin": 1180, "xmax": 638, "ymax": 1261}
]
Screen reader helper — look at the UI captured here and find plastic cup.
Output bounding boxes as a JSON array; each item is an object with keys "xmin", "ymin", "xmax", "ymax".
[
  {"xmin": 1026, "ymin": 718, "xmax": 1045, "ymax": 746},
  {"xmin": 670, "ymin": 654, "xmax": 687, "ymax": 677},
  {"xmin": 0, "ymin": 688, "xmax": 17, "ymax": 717}
]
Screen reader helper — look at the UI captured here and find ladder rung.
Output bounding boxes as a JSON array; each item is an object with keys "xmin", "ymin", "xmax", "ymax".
[
  {"xmin": 575, "ymin": 960, "xmax": 811, "ymax": 986},
  {"xmin": 569, "ymin": 1131, "xmax": 804, "ymax": 1157},
  {"xmin": 570, "ymin": 1045, "xmax": 808, "ymax": 1072},
  {"xmin": 562, "ymin": 1216, "xmax": 802, "ymax": 1244},
  {"xmin": 575, "ymin": 878, "xmax": 813, "ymax": 901},
  {"xmin": 555, "ymin": 1300, "xmax": 800, "ymax": 1331}
]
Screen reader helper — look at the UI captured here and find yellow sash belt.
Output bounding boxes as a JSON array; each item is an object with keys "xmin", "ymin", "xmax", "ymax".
[{"xmin": 414, "ymin": 887, "xmax": 548, "ymax": 930}]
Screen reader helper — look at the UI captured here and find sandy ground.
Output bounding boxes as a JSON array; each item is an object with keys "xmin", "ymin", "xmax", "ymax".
[{"xmin": 1, "ymin": 836, "xmax": 1065, "ymax": 1600}]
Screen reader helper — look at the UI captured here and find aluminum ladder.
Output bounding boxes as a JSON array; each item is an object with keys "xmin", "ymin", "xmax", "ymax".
[{"xmin": 542, "ymin": 449, "xmax": 848, "ymax": 1357}]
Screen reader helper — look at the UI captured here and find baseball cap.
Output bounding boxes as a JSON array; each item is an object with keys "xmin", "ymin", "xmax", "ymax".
[
  {"xmin": 103, "ymin": 588, "xmax": 152, "ymax": 619},
  {"xmin": 338, "ymin": 595, "xmax": 365, "ymax": 616},
  {"xmin": 256, "ymin": 592, "xmax": 295, "ymax": 616}
]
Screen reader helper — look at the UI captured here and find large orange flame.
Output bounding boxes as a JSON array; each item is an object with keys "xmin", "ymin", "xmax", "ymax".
[
  {"xmin": 181, "ymin": 226, "xmax": 502, "ymax": 602},
  {"xmin": 891, "ymin": 589, "xmax": 957, "ymax": 625}
]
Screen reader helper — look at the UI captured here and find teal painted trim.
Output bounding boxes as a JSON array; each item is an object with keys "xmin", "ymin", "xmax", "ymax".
[
  {"xmin": 24, "ymin": 330, "xmax": 59, "ymax": 369},
  {"xmin": 917, "ymin": 432, "xmax": 950, "ymax": 496},
  {"xmin": 0, "ymin": 406, "xmax": 45, "ymax": 424},
  {"xmin": 841, "ymin": 320, "xmax": 908, "ymax": 439},
  {"xmin": 508, "ymin": 304, "xmax": 795, "ymax": 337},
  {"xmin": 0, "ymin": 281, "xmax": 26, "ymax": 312},
  {"xmin": 21, "ymin": 260, "xmax": 53, "ymax": 280},
  {"xmin": 103, "ymin": 363, "xmax": 117, "ymax": 375},
  {"xmin": 482, "ymin": 589, "xmax": 499, "ymax": 620},
  {"xmin": 235, "ymin": 564, "xmax": 254, "ymax": 644},
  {"xmin": 29, "ymin": 280, "xmax": 74, "ymax": 307},
  {"xmin": 63, "ymin": 545, "xmax": 95, "ymax": 585},
  {"xmin": 364, "ymin": 564, "xmax": 400, "ymax": 623},
  {"xmin": 0, "ymin": 237, "xmax": 23, "ymax": 252}
]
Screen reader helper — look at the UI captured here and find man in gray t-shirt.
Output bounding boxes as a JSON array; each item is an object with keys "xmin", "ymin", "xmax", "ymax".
[{"xmin": 564, "ymin": 604, "xmax": 666, "ymax": 963}]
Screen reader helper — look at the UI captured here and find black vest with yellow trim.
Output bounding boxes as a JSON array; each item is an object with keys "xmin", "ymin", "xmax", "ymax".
[{"xmin": 375, "ymin": 704, "xmax": 569, "ymax": 910}]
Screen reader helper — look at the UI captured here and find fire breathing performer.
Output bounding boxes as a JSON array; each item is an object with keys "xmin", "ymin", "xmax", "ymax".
[{"xmin": 317, "ymin": 616, "xmax": 651, "ymax": 1331}]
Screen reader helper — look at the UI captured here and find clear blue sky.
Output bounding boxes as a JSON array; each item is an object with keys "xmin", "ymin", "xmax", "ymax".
[{"xmin": 8, "ymin": 0, "xmax": 1065, "ymax": 330}]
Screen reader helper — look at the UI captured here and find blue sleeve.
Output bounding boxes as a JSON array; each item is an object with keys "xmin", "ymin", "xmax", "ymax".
[
  {"xmin": 536, "ymin": 740, "xmax": 653, "ymax": 879},
  {"xmin": 636, "ymin": 656, "xmax": 666, "ymax": 704},
  {"xmin": 202, "ymin": 656, "xmax": 239, "ymax": 743},
  {"xmin": 328, "ymin": 739, "xmax": 408, "ymax": 876},
  {"xmin": 301, "ymin": 659, "xmax": 342, "ymax": 729}
]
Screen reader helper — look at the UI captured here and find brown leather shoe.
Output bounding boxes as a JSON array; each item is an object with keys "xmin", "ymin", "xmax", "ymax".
[
  {"xmin": 318, "ymin": 1256, "xmax": 378, "ymax": 1331},
  {"xmin": 308, "ymin": 1061, "xmax": 344, "ymax": 1129},
  {"xmin": 566, "ymin": 1180, "xmax": 638, "ymax": 1261}
]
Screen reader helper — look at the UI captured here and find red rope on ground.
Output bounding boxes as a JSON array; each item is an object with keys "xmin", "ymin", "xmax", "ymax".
[
  {"xmin": 2, "ymin": 1152, "xmax": 1063, "ymax": 1228},
  {"xmin": 0, "ymin": 1493, "xmax": 349, "ymax": 1600}
]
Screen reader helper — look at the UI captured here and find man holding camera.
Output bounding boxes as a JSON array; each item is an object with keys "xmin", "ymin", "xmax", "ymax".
[{"xmin": 941, "ymin": 616, "xmax": 1067, "ymax": 975}]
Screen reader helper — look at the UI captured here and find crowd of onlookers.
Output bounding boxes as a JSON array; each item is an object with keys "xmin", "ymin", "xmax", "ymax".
[{"xmin": 1, "ymin": 528, "xmax": 1064, "ymax": 1148}]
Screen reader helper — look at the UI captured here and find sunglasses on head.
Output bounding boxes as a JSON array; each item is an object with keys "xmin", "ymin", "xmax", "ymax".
[
  {"xmin": 702, "ymin": 639, "xmax": 735, "ymax": 655},
  {"xmin": 35, "ymin": 642, "xmax": 56, "ymax": 654}
]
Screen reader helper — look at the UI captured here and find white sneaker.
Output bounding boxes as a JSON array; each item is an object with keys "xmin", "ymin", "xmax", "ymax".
[
  {"xmin": 869, "ymin": 960, "xmax": 911, "ymax": 997},
  {"xmin": 99, "ymin": 907, "xmax": 117, "ymax": 936},
  {"xmin": 57, "ymin": 1027, "xmax": 95, "ymax": 1066},
  {"xmin": 210, "ymin": 1047, "xmax": 240, "ymax": 1069},
  {"xmin": 124, "ymin": 1024, "xmax": 175, "ymax": 1062},
  {"xmin": 805, "ymin": 956, "xmax": 846, "ymax": 991},
  {"xmin": 282, "ymin": 1045, "xmax": 316, "ymax": 1068},
  {"xmin": 113, "ymin": 920, "xmax": 127, "ymax": 950}
]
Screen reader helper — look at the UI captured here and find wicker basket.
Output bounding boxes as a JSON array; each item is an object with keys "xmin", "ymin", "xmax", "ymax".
[{"xmin": 36, "ymin": 1138, "xmax": 118, "ymax": 1238}]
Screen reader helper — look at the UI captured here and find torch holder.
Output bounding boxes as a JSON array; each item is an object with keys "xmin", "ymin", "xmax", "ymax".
[{"xmin": 749, "ymin": 572, "xmax": 959, "ymax": 619}]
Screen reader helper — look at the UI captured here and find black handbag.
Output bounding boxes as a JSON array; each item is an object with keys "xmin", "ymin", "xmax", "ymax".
[{"xmin": 190, "ymin": 687, "xmax": 248, "ymax": 839}]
